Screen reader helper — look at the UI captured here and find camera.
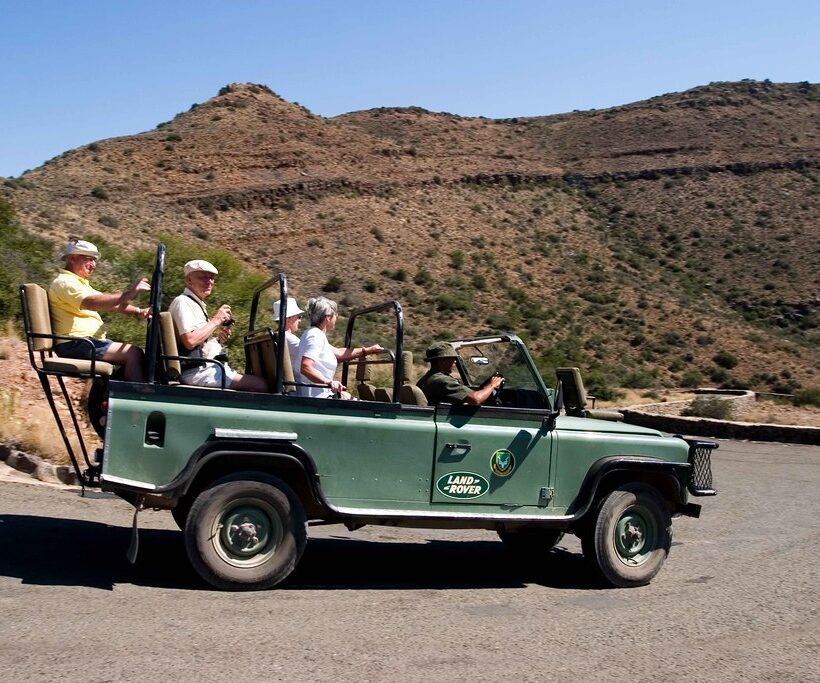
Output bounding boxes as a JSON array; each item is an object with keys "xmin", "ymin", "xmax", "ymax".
[{"xmin": 222, "ymin": 317, "xmax": 236, "ymax": 327}]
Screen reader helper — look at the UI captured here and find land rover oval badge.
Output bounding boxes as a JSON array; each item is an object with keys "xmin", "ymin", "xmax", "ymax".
[
  {"xmin": 490, "ymin": 449, "xmax": 515, "ymax": 477},
  {"xmin": 436, "ymin": 472, "xmax": 489, "ymax": 499}
]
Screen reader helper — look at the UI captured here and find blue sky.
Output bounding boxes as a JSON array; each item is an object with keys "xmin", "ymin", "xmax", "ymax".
[{"xmin": 1, "ymin": 0, "xmax": 817, "ymax": 177}]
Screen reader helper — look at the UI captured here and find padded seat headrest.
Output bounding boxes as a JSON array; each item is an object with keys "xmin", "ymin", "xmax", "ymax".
[{"xmin": 356, "ymin": 362, "xmax": 373, "ymax": 382}]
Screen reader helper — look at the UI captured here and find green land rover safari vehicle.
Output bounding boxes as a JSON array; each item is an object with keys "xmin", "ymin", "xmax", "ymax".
[{"xmin": 21, "ymin": 244, "xmax": 716, "ymax": 591}]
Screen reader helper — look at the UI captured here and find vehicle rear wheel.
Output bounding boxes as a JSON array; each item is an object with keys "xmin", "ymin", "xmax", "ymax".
[
  {"xmin": 584, "ymin": 484, "xmax": 671, "ymax": 588},
  {"xmin": 497, "ymin": 528, "xmax": 564, "ymax": 557},
  {"xmin": 86, "ymin": 377, "xmax": 109, "ymax": 438},
  {"xmin": 184, "ymin": 474, "xmax": 307, "ymax": 590},
  {"xmin": 171, "ymin": 497, "xmax": 191, "ymax": 531}
]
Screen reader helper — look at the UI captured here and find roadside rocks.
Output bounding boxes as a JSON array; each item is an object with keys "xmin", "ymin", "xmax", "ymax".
[{"xmin": 0, "ymin": 441, "xmax": 79, "ymax": 486}]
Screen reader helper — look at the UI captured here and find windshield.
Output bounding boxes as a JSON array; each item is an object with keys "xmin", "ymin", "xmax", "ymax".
[{"xmin": 454, "ymin": 338, "xmax": 541, "ymax": 392}]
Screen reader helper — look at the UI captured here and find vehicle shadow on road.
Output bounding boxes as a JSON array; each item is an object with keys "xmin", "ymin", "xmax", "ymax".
[
  {"xmin": 0, "ymin": 514, "xmax": 196, "ymax": 591},
  {"xmin": 0, "ymin": 515, "xmax": 604, "ymax": 591},
  {"xmin": 286, "ymin": 537, "xmax": 603, "ymax": 591}
]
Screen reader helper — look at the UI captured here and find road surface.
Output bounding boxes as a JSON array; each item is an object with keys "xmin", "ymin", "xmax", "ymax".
[{"xmin": 0, "ymin": 440, "xmax": 817, "ymax": 682}]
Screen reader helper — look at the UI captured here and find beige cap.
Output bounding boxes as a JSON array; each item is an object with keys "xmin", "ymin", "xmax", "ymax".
[{"xmin": 183, "ymin": 259, "xmax": 219, "ymax": 276}]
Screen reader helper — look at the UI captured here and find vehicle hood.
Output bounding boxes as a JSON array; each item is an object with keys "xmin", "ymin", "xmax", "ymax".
[{"xmin": 555, "ymin": 415, "xmax": 664, "ymax": 437}]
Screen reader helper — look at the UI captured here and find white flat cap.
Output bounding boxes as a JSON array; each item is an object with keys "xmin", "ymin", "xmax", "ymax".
[
  {"xmin": 63, "ymin": 239, "xmax": 100, "ymax": 260},
  {"xmin": 183, "ymin": 259, "xmax": 219, "ymax": 276}
]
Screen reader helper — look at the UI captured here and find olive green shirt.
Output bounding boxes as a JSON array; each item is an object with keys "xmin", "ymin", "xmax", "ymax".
[{"xmin": 416, "ymin": 369, "xmax": 471, "ymax": 405}]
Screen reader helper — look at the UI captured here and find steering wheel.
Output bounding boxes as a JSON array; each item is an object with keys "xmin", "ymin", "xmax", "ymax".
[{"xmin": 481, "ymin": 373, "xmax": 505, "ymax": 406}]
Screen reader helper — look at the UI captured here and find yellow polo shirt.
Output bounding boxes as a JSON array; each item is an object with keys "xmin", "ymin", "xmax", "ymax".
[{"xmin": 48, "ymin": 270, "xmax": 106, "ymax": 339}]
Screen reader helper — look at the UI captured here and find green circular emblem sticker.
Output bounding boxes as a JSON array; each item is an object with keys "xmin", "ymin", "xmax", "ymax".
[
  {"xmin": 490, "ymin": 449, "xmax": 515, "ymax": 477},
  {"xmin": 436, "ymin": 472, "xmax": 489, "ymax": 499}
]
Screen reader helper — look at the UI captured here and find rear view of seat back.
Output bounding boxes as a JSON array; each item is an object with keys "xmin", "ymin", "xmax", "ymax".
[
  {"xmin": 244, "ymin": 329, "xmax": 295, "ymax": 393},
  {"xmin": 22, "ymin": 283, "xmax": 53, "ymax": 352},
  {"xmin": 397, "ymin": 350, "xmax": 428, "ymax": 406},
  {"xmin": 374, "ymin": 387, "xmax": 392, "ymax": 402},
  {"xmin": 21, "ymin": 283, "xmax": 114, "ymax": 377},
  {"xmin": 556, "ymin": 367, "xmax": 587, "ymax": 417},
  {"xmin": 159, "ymin": 311, "xmax": 182, "ymax": 382},
  {"xmin": 355, "ymin": 362, "xmax": 377, "ymax": 401}
]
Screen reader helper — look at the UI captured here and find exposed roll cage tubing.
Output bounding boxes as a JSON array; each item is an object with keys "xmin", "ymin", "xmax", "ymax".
[
  {"xmin": 248, "ymin": 272, "xmax": 288, "ymax": 395},
  {"xmin": 145, "ymin": 243, "xmax": 167, "ymax": 383},
  {"xmin": 340, "ymin": 300, "xmax": 404, "ymax": 398}
]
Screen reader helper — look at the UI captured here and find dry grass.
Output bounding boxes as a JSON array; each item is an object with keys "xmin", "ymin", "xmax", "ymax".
[
  {"xmin": 600, "ymin": 389, "xmax": 697, "ymax": 409},
  {"xmin": 0, "ymin": 387, "xmax": 76, "ymax": 464},
  {"xmin": 735, "ymin": 400, "xmax": 820, "ymax": 427},
  {"xmin": 0, "ymin": 322, "xmax": 18, "ymax": 359}
]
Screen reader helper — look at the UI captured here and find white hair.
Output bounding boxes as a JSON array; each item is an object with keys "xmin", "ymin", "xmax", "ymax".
[{"xmin": 307, "ymin": 296, "xmax": 337, "ymax": 326}]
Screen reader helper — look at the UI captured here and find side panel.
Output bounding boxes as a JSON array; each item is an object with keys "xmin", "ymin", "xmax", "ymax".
[
  {"xmin": 552, "ymin": 417, "xmax": 690, "ymax": 509},
  {"xmin": 103, "ymin": 384, "xmax": 436, "ymax": 506},
  {"xmin": 431, "ymin": 405, "xmax": 553, "ymax": 508}
]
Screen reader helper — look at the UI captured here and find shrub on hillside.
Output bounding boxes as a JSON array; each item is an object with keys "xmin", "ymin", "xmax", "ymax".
[
  {"xmin": 792, "ymin": 387, "xmax": 820, "ymax": 407},
  {"xmin": 682, "ymin": 396, "xmax": 735, "ymax": 420},
  {"xmin": 680, "ymin": 370, "xmax": 704, "ymax": 387},
  {"xmin": 436, "ymin": 293, "xmax": 470, "ymax": 313},
  {"xmin": 713, "ymin": 350, "xmax": 738, "ymax": 369},
  {"xmin": 623, "ymin": 370, "xmax": 656, "ymax": 389},
  {"xmin": 413, "ymin": 269, "xmax": 432, "ymax": 286},
  {"xmin": 0, "ymin": 197, "xmax": 54, "ymax": 322},
  {"xmin": 98, "ymin": 215, "xmax": 120, "ymax": 228},
  {"xmin": 322, "ymin": 276, "xmax": 343, "ymax": 293}
]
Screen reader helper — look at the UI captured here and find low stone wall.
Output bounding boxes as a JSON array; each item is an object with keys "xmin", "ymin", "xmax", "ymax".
[
  {"xmin": 625, "ymin": 389, "xmax": 756, "ymax": 417},
  {"xmin": 621, "ymin": 390, "xmax": 820, "ymax": 445}
]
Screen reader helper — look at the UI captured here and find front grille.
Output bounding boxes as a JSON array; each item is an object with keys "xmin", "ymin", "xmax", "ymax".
[{"xmin": 685, "ymin": 439, "xmax": 718, "ymax": 496}]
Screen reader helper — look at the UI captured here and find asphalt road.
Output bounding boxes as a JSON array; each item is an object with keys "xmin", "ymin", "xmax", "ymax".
[{"xmin": 0, "ymin": 440, "xmax": 818, "ymax": 683}]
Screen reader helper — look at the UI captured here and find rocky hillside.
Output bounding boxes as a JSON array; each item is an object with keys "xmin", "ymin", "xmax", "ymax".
[{"xmin": 2, "ymin": 80, "xmax": 818, "ymax": 395}]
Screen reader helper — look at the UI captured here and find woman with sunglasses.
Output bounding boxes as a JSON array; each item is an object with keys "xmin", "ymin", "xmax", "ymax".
[{"xmin": 273, "ymin": 296, "xmax": 304, "ymax": 373}]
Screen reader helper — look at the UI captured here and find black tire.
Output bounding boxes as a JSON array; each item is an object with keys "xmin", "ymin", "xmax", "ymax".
[
  {"xmin": 86, "ymin": 377, "xmax": 109, "ymax": 438},
  {"xmin": 184, "ymin": 473, "xmax": 307, "ymax": 591},
  {"xmin": 584, "ymin": 484, "xmax": 672, "ymax": 588},
  {"xmin": 497, "ymin": 528, "xmax": 564, "ymax": 557},
  {"xmin": 171, "ymin": 498, "xmax": 191, "ymax": 531}
]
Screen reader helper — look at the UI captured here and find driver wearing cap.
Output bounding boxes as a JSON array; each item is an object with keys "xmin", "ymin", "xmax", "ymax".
[
  {"xmin": 48, "ymin": 239, "xmax": 150, "ymax": 381},
  {"xmin": 416, "ymin": 341, "xmax": 504, "ymax": 406},
  {"xmin": 168, "ymin": 259, "xmax": 267, "ymax": 392}
]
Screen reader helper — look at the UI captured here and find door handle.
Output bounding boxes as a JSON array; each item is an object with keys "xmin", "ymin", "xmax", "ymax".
[{"xmin": 445, "ymin": 442, "xmax": 472, "ymax": 453}]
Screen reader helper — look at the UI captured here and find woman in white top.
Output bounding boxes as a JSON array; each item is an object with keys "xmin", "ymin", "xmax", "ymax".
[
  {"xmin": 273, "ymin": 296, "xmax": 304, "ymax": 373},
  {"xmin": 297, "ymin": 296, "xmax": 384, "ymax": 398}
]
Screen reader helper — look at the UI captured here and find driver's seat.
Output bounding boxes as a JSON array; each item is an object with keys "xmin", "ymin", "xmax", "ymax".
[
  {"xmin": 398, "ymin": 351, "xmax": 428, "ymax": 406},
  {"xmin": 556, "ymin": 367, "xmax": 622, "ymax": 421}
]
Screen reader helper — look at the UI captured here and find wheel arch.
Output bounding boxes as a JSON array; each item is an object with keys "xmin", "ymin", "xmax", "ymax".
[
  {"xmin": 176, "ymin": 441, "xmax": 333, "ymax": 520},
  {"xmin": 568, "ymin": 456, "xmax": 688, "ymax": 530}
]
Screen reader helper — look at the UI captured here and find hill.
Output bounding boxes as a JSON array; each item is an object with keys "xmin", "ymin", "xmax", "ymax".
[{"xmin": 2, "ymin": 80, "xmax": 818, "ymax": 397}]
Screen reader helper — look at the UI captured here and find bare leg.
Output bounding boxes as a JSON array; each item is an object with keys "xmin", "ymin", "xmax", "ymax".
[
  {"xmin": 230, "ymin": 373, "xmax": 268, "ymax": 393},
  {"xmin": 101, "ymin": 342, "xmax": 144, "ymax": 382}
]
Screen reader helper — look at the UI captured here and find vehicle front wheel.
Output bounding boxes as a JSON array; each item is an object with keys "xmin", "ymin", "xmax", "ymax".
[
  {"xmin": 184, "ymin": 474, "xmax": 307, "ymax": 591},
  {"xmin": 584, "ymin": 484, "xmax": 671, "ymax": 588}
]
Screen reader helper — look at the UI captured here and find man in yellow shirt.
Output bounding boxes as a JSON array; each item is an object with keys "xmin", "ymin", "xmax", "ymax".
[{"xmin": 48, "ymin": 239, "xmax": 150, "ymax": 381}]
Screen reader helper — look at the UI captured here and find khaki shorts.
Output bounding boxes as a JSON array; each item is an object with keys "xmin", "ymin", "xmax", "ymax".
[{"xmin": 180, "ymin": 362, "xmax": 238, "ymax": 389}]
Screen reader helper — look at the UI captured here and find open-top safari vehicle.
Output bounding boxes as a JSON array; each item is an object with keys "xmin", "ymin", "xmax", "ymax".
[{"xmin": 20, "ymin": 243, "xmax": 716, "ymax": 590}]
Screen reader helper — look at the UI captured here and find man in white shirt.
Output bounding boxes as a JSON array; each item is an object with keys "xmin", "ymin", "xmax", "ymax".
[{"xmin": 168, "ymin": 259, "xmax": 267, "ymax": 392}]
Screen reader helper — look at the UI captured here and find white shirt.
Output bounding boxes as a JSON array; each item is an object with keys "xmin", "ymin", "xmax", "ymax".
[
  {"xmin": 297, "ymin": 327, "xmax": 336, "ymax": 398},
  {"xmin": 285, "ymin": 330, "xmax": 300, "ymax": 374},
  {"xmin": 169, "ymin": 287, "xmax": 223, "ymax": 359}
]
